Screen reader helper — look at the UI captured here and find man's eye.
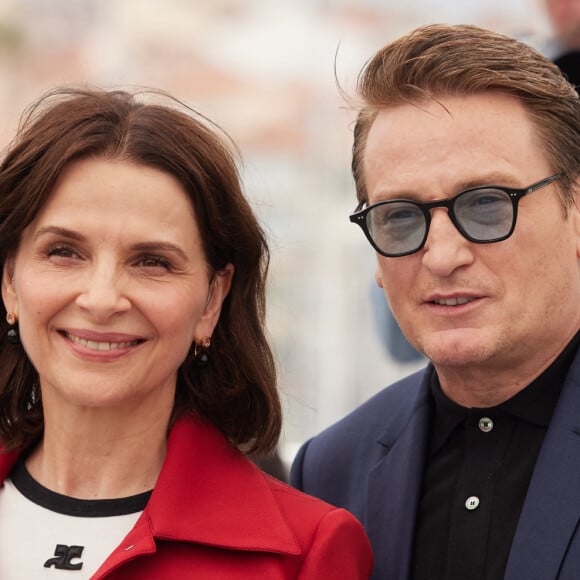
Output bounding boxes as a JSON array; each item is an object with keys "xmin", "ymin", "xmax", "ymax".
[
  {"xmin": 388, "ymin": 208, "xmax": 418, "ymax": 221},
  {"xmin": 471, "ymin": 192, "xmax": 507, "ymax": 207}
]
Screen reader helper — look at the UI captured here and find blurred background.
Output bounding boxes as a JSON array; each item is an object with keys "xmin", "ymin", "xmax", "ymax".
[{"xmin": 0, "ymin": 0, "xmax": 554, "ymax": 470}]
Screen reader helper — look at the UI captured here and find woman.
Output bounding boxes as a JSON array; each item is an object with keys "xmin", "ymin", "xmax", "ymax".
[{"xmin": 0, "ymin": 87, "xmax": 373, "ymax": 579}]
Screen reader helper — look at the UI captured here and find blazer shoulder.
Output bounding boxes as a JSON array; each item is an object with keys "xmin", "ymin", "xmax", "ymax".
[
  {"xmin": 290, "ymin": 366, "xmax": 431, "ymax": 501},
  {"xmin": 309, "ymin": 365, "xmax": 430, "ymax": 449}
]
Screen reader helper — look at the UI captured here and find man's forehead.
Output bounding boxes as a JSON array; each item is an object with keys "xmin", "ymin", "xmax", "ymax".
[{"xmin": 362, "ymin": 92, "xmax": 547, "ymax": 202}]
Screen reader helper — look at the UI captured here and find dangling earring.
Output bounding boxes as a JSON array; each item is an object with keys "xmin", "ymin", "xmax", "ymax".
[
  {"xmin": 194, "ymin": 336, "xmax": 211, "ymax": 368},
  {"xmin": 6, "ymin": 312, "xmax": 20, "ymax": 344}
]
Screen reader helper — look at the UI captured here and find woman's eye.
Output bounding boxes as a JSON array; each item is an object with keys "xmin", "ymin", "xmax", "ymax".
[
  {"xmin": 46, "ymin": 244, "xmax": 80, "ymax": 259},
  {"xmin": 135, "ymin": 255, "xmax": 172, "ymax": 271}
]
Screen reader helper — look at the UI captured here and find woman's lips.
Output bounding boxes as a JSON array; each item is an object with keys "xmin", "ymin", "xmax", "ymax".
[
  {"xmin": 64, "ymin": 332, "xmax": 143, "ymax": 351},
  {"xmin": 60, "ymin": 330, "xmax": 146, "ymax": 352}
]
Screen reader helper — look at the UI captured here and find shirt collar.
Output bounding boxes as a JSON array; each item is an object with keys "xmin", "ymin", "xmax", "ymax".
[
  {"xmin": 429, "ymin": 331, "xmax": 580, "ymax": 455},
  {"xmin": 500, "ymin": 331, "xmax": 579, "ymax": 425}
]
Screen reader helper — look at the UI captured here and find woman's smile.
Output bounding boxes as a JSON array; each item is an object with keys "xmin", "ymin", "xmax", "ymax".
[{"xmin": 61, "ymin": 330, "xmax": 145, "ymax": 352}]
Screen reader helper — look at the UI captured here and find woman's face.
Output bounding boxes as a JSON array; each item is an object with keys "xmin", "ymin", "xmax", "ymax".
[{"xmin": 2, "ymin": 157, "xmax": 233, "ymax": 416}]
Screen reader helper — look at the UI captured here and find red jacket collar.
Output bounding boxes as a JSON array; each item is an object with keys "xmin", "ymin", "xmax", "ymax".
[
  {"xmin": 0, "ymin": 448, "xmax": 20, "ymax": 482},
  {"xmin": 143, "ymin": 415, "xmax": 300, "ymax": 554}
]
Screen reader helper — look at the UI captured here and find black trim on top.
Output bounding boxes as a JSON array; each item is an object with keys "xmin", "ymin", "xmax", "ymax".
[{"xmin": 9, "ymin": 460, "xmax": 152, "ymax": 517}]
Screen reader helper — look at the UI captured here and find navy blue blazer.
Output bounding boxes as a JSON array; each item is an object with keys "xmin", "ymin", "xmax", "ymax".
[{"xmin": 291, "ymin": 347, "xmax": 580, "ymax": 580}]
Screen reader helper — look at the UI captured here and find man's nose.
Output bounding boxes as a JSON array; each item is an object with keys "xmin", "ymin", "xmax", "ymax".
[{"xmin": 421, "ymin": 208, "xmax": 475, "ymax": 276}]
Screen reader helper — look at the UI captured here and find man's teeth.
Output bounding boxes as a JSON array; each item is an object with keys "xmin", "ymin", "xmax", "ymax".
[
  {"xmin": 433, "ymin": 297, "xmax": 473, "ymax": 306},
  {"xmin": 66, "ymin": 333, "xmax": 138, "ymax": 351}
]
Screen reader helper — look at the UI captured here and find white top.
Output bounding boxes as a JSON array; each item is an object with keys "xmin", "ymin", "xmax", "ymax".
[{"xmin": 0, "ymin": 461, "xmax": 150, "ymax": 579}]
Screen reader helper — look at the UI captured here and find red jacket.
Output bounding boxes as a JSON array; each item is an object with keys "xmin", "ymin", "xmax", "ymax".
[{"xmin": 0, "ymin": 416, "xmax": 373, "ymax": 578}]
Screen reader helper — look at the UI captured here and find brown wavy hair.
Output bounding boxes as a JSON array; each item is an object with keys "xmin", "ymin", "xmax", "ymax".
[
  {"xmin": 0, "ymin": 86, "xmax": 280, "ymax": 454},
  {"xmin": 351, "ymin": 24, "xmax": 580, "ymax": 208}
]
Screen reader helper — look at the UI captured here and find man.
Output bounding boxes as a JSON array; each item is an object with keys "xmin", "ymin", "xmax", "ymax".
[
  {"xmin": 546, "ymin": 0, "xmax": 580, "ymax": 88},
  {"xmin": 291, "ymin": 24, "xmax": 580, "ymax": 580}
]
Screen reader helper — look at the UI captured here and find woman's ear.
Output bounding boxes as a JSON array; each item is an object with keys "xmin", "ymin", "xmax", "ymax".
[
  {"xmin": 1, "ymin": 258, "xmax": 18, "ymax": 317},
  {"xmin": 195, "ymin": 264, "xmax": 234, "ymax": 339}
]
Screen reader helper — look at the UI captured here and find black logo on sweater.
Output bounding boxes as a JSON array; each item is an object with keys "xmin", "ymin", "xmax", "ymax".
[{"xmin": 44, "ymin": 544, "xmax": 84, "ymax": 570}]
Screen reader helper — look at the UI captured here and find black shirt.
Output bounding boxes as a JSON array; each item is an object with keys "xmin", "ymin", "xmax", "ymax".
[
  {"xmin": 554, "ymin": 49, "xmax": 580, "ymax": 92},
  {"xmin": 412, "ymin": 332, "xmax": 580, "ymax": 580}
]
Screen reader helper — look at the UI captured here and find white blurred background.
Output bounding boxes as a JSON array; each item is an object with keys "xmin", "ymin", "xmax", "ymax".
[{"xmin": 0, "ymin": 0, "xmax": 553, "ymax": 467}]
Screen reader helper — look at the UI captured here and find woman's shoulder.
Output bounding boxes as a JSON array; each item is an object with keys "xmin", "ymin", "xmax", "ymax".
[
  {"xmin": 261, "ymin": 471, "xmax": 370, "ymax": 542},
  {"xmin": 260, "ymin": 472, "xmax": 374, "ymax": 576}
]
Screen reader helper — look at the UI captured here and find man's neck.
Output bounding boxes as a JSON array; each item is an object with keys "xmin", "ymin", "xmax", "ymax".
[{"xmin": 435, "ymin": 332, "xmax": 579, "ymax": 408}]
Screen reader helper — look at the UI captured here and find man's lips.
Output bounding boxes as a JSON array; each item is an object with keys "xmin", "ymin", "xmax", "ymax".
[
  {"xmin": 422, "ymin": 290, "xmax": 486, "ymax": 307},
  {"xmin": 430, "ymin": 296, "xmax": 477, "ymax": 306}
]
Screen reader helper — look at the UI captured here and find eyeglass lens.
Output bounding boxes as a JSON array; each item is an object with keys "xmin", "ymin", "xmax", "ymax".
[{"xmin": 367, "ymin": 187, "xmax": 514, "ymax": 255}]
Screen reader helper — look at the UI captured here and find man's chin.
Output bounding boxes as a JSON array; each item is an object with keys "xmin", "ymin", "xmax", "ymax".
[{"xmin": 418, "ymin": 330, "xmax": 494, "ymax": 367}]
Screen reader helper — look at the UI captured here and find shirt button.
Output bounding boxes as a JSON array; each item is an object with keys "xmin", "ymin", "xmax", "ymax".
[
  {"xmin": 479, "ymin": 417, "xmax": 494, "ymax": 432},
  {"xmin": 465, "ymin": 496, "xmax": 480, "ymax": 511}
]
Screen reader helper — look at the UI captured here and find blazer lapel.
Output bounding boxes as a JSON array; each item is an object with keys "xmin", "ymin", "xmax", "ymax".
[
  {"xmin": 506, "ymin": 350, "xmax": 580, "ymax": 580},
  {"xmin": 366, "ymin": 369, "xmax": 432, "ymax": 580}
]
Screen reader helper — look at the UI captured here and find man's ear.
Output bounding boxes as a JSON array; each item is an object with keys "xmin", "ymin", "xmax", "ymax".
[
  {"xmin": 375, "ymin": 265, "xmax": 384, "ymax": 289},
  {"xmin": 573, "ymin": 179, "xmax": 580, "ymax": 259}
]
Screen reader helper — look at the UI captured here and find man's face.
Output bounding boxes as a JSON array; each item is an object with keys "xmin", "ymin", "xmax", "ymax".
[
  {"xmin": 364, "ymin": 93, "xmax": 580, "ymax": 384},
  {"xmin": 546, "ymin": 0, "xmax": 580, "ymax": 50}
]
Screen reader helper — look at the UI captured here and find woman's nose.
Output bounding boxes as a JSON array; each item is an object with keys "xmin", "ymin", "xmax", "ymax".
[{"xmin": 75, "ymin": 262, "xmax": 131, "ymax": 321}]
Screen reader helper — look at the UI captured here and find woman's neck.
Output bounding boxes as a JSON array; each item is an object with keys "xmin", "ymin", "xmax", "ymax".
[{"xmin": 25, "ymin": 404, "xmax": 171, "ymax": 499}]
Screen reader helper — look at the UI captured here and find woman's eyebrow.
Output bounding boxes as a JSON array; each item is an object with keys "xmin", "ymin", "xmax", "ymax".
[
  {"xmin": 130, "ymin": 241, "xmax": 189, "ymax": 261},
  {"xmin": 33, "ymin": 227, "xmax": 189, "ymax": 261},
  {"xmin": 33, "ymin": 225, "xmax": 85, "ymax": 241}
]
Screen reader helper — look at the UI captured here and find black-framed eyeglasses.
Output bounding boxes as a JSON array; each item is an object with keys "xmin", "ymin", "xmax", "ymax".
[{"xmin": 349, "ymin": 174, "xmax": 561, "ymax": 258}]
